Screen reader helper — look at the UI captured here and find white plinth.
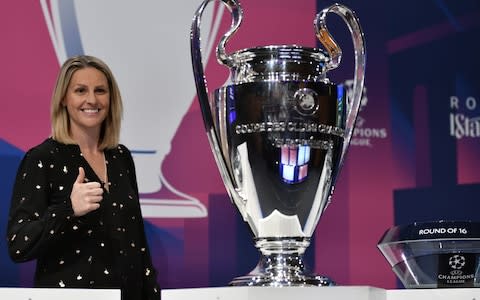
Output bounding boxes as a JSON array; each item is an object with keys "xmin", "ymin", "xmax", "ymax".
[
  {"xmin": 162, "ymin": 286, "xmax": 480, "ymax": 300},
  {"xmin": 0, "ymin": 288, "xmax": 121, "ymax": 300},
  {"xmin": 162, "ymin": 286, "xmax": 386, "ymax": 300},
  {"xmin": 388, "ymin": 288, "xmax": 480, "ymax": 300}
]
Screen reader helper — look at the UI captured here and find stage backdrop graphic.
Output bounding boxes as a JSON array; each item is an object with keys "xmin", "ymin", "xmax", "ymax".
[{"xmin": 0, "ymin": 0, "xmax": 479, "ymax": 290}]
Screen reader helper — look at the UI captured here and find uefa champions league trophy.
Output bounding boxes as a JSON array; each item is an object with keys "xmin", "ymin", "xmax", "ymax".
[{"xmin": 191, "ymin": 0, "xmax": 366, "ymax": 286}]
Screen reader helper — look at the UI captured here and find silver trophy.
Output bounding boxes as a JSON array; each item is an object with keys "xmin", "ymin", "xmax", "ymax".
[{"xmin": 191, "ymin": 0, "xmax": 365, "ymax": 286}]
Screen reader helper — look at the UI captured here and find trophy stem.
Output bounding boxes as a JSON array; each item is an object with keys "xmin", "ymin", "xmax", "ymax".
[{"xmin": 229, "ymin": 237, "xmax": 335, "ymax": 287}]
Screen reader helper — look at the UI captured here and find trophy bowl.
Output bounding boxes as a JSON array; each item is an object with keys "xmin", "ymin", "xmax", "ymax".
[{"xmin": 378, "ymin": 220, "xmax": 480, "ymax": 288}]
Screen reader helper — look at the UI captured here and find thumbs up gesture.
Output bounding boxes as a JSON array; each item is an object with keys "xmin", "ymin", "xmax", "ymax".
[{"xmin": 70, "ymin": 167, "xmax": 104, "ymax": 216}]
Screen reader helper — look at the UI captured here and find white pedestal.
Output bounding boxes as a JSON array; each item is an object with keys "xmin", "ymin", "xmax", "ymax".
[
  {"xmin": 162, "ymin": 286, "xmax": 480, "ymax": 300},
  {"xmin": 0, "ymin": 288, "xmax": 121, "ymax": 300},
  {"xmin": 388, "ymin": 288, "xmax": 480, "ymax": 300},
  {"xmin": 162, "ymin": 286, "xmax": 386, "ymax": 300}
]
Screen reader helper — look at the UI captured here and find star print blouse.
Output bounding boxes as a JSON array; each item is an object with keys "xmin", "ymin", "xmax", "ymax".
[{"xmin": 7, "ymin": 138, "xmax": 160, "ymax": 300}]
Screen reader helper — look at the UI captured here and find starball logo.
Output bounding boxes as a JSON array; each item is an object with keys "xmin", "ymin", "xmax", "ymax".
[
  {"xmin": 450, "ymin": 96, "xmax": 480, "ymax": 139},
  {"xmin": 343, "ymin": 79, "xmax": 388, "ymax": 147}
]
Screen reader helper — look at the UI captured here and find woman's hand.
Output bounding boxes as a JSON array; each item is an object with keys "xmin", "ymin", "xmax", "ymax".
[{"xmin": 70, "ymin": 167, "xmax": 103, "ymax": 216}]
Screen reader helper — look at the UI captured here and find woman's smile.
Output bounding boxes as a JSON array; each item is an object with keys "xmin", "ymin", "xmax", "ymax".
[{"xmin": 63, "ymin": 67, "xmax": 110, "ymax": 134}]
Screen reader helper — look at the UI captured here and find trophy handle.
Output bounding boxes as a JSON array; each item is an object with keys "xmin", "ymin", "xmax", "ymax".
[
  {"xmin": 191, "ymin": 0, "xmax": 247, "ymax": 216},
  {"xmin": 191, "ymin": 0, "xmax": 242, "ymax": 129},
  {"xmin": 315, "ymin": 4, "xmax": 366, "ymax": 167},
  {"xmin": 216, "ymin": 1, "xmax": 243, "ymax": 67}
]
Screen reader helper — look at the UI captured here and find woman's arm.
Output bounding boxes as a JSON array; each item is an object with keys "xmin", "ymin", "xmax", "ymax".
[{"xmin": 7, "ymin": 148, "xmax": 75, "ymax": 262}]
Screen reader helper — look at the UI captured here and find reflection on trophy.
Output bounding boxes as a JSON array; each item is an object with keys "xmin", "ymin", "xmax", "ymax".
[
  {"xmin": 40, "ymin": 0, "xmax": 224, "ymax": 218},
  {"xmin": 191, "ymin": 0, "xmax": 366, "ymax": 286}
]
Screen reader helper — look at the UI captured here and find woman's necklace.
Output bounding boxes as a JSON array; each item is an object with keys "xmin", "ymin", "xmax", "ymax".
[
  {"xmin": 102, "ymin": 151, "xmax": 109, "ymax": 192},
  {"xmin": 81, "ymin": 149, "xmax": 108, "ymax": 191}
]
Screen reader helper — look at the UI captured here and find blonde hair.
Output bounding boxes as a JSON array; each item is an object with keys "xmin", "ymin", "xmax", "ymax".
[{"xmin": 50, "ymin": 55, "xmax": 123, "ymax": 149}]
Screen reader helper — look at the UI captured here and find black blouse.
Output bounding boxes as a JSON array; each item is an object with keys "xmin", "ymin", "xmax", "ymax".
[{"xmin": 7, "ymin": 138, "xmax": 160, "ymax": 300}]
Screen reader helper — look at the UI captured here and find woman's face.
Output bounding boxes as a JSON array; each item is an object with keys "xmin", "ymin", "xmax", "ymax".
[{"xmin": 63, "ymin": 67, "xmax": 110, "ymax": 137}]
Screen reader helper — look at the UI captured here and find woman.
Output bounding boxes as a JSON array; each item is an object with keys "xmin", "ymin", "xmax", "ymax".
[{"xmin": 7, "ymin": 55, "xmax": 160, "ymax": 300}]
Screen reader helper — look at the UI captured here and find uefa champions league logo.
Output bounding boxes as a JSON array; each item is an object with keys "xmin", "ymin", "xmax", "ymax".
[
  {"xmin": 343, "ymin": 79, "xmax": 388, "ymax": 147},
  {"xmin": 40, "ymin": 0, "xmax": 226, "ymax": 218},
  {"xmin": 344, "ymin": 79, "xmax": 368, "ymax": 112},
  {"xmin": 448, "ymin": 254, "xmax": 466, "ymax": 270},
  {"xmin": 437, "ymin": 253, "xmax": 475, "ymax": 285},
  {"xmin": 436, "ymin": 253, "xmax": 474, "ymax": 286}
]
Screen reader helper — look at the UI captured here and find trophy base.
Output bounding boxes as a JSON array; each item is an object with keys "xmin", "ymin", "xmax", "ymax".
[
  {"xmin": 229, "ymin": 237, "xmax": 335, "ymax": 287},
  {"xmin": 229, "ymin": 273, "xmax": 335, "ymax": 287}
]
